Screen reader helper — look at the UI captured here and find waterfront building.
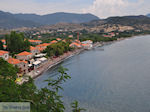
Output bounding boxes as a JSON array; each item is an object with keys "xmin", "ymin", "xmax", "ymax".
[
  {"xmin": 82, "ymin": 44, "xmax": 93, "ymax": 49},
  {"xmin": 69, "ymin": 42, "xmax": 82, "ymax": 48},
  {"xmin": 30, "ymin": 46, "xmax": 40, "ymax": 55},
  {"xmin": 36, "ymin": 43, "xmax": 51, "ymax": 52},
  {"xmin": 81, "ymin": 40, "xmax": 93, "ymax": 49},
  {"xmin": 81, "ymin": 40, "xmax": 93, "ymax": 44},
  {"xmin": 0, "ymin": 50, "xmax": 9, "ymax": 60},
  {"xmin": 16, "ymin": 51, "xmax": 33, "ymax": 61},
  {"xmin": 7, "ymin": 58, "xmax": 28, "ymax": 74}
]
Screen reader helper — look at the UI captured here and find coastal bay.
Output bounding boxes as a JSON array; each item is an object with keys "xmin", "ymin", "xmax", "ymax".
[{"xmin": 35, "ymin": 35, "xmax": 150, "ymax": 112}]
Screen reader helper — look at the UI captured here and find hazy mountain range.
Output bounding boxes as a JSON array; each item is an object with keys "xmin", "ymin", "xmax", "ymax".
[
  {"xmin": 0, "ymin": 10, "xmax": 99, "ymax": 29},
  {"xmin": 1, "ymin": 10, "xmax": 150, "ymax": 30},
  {"xmin": 83, "ymin": 15, "xmax": 150, "ymax": 27}
]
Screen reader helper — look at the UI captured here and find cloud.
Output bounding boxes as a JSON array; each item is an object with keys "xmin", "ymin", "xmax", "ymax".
[
  {"xmin": 0, "ymin": 0, "xmax": 150, "ymax": 17},
  {"xmin": 0, "ymin": 0, "xmax": 91, "ymax": 15},
  {"xmin": 83, "ymin": 0, "xmax": 150, "ymax": 18}
]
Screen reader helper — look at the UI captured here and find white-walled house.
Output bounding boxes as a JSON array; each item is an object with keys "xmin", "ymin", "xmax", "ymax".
[
  {"xmin": 7, "ymin": 58, "xmax": 28, "ymax": 74},
  {"xmin": 16, "ymin": 51, "xmax": 33, "ymax": 61},
  {"xmin": 0, "ymin": 50, "xmax": 9, "ymax": 60}
]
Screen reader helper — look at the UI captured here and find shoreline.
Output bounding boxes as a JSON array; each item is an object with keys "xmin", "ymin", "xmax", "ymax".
[
  {"xmin": 19, "ymin": 34, "xmax": 149, "ymax": 84},
  {"xmin": 26, "ymin": 48, "xmax": 85, "ymax": 80}
]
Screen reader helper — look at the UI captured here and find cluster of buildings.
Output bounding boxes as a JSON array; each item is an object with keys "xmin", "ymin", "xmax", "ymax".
[
  {"xmin": 103, "ymin": 32, "xmax": 119, "ymax": 38},
  {"xmin": 0, "ymin": 38, "xmax": 61, "ymax": 75},
  {"xmin": 69, "ymin": 40, "xmax": 93, "ymax": 50},
  {"xmin": 0, "ymin": 37, "xmax": 93, "ymax": 76}
]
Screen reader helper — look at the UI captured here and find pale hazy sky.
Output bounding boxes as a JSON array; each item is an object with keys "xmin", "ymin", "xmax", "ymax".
[{"xmin": 0, "ymin": 0, "xmax": 150, "ymax": 18}]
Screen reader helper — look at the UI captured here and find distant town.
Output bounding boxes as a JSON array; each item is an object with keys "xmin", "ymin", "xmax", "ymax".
[{"xmin": 0, "ymin": 25, "xmax": 149, "ymax": 84}]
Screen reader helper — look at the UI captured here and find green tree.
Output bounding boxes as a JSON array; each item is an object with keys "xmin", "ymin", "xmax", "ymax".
[
  {"xmin": 0, "ymin": 59, "xmax": 85, "ymax": 112},
  {"xmin": 5, "ymin": 31, "xmax": 30, "ymax": 54},
  {"xmin": 45, "ymin": 41, "xmax": 72, "ymax": 57},
  {"xmin": 0, "ymin": 41, "xmax": 3, "ymax": 50},
  {"xmin": 0, "ymin": 58, "xmax": 17, "ymax": 80}
]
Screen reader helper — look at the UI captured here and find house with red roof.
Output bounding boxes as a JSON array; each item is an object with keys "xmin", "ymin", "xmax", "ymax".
[
  {"xmin": 30, "ymin": 46, "xmax": 40, "ymax": 55},
  {"xmin": 0, "ymin": 50, "xmax": 9, "ymax": 60},
  {"xmin": 50, "ymin": 40, "xmax": 57, "ymax": 44},
  {"xmin": 56, "ymin": 38, "xmax": 61, "ymax": 41},
  {"xmin": 8, "ymin": 58, "xmax": 28, "ymax": 74},
  {"xmin": 3, "ymin": 45, "xmax": 7, "ymax": 49},
  {"xmin": 1, "ymin": 39, "xmax": 6, "ymax": 44},
  {"xmin": 69, "ymin": 42, "xmax": 82, "ymax": 48},
  {"xmin": 36, "ymin": 43, "xmax": 51, "ymax": 52},
  {"xmin": 29, "ymin": 39, "xmax": 42, "ymax": 45},
  {"xmin": 16, "ymin": 51, "xmax": 32, "ymax": 61}
]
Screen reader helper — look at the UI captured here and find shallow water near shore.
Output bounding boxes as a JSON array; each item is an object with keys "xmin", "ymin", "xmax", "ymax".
[{"xmin": 35, "ymin": 35, "xmax": 150, "ymax": 112}]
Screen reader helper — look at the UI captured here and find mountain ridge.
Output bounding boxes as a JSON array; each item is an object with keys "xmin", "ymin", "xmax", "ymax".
[{"xmin": 0, "ymin": 10, "xmax": 99, "ymax": 29}]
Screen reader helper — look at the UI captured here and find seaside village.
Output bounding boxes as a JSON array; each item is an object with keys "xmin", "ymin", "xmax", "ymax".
[{"xmin": 0, "ymin": 37, "xmax": 93, "ymax": 84}]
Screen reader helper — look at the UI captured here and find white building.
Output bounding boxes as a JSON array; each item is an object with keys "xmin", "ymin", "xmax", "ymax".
[{"xmin": 0, "ymin": 50, "xmax": 9, "ymax": 60}]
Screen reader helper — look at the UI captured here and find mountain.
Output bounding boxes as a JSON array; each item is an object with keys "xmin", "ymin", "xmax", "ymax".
[
  {"xmin": 146, "ymin": 14, "xmax": 150, "ymax": 17},
  {"xmin": 105, "ymin": 15, "xmax": 150, "ymax": 25},
  {"xmin": 0, "ymin": 11, "xmax": 40, "ymax": 29},
  {"xmin": 15, "ymin": 12, "xmax": 99, "ymax": 25},
  {"xmin": 82, "ymin": 15, "xmax": 150, "ymax": 33},
  {"xmin": 0, "ymin": 10, "xmax": 99, "ymax": 29},
  {"xmin": 83, "ymin": 15, "xmax": 150, "ymax": 27}
]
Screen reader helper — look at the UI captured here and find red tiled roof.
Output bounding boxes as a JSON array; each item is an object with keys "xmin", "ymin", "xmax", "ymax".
[
  {"xmin": 0, "ymin": 50, "xmax": 9, "ymax": 56},
  {"xmin": 56, "ymin": 38, "xmax": 61, "ymax": 41},
  {"xmin": 69, "ymin": 42, "xmax": 81, "ymax": 47},
  {"xmin": 36, "ymin": 43, "xmax": 51, "ymax": 47},
  {"xmin": 62, "ymin": 39, "xmax": 66, "ymax": 42},
  {"xmin": 3, "ymin": 45, "xmax": 7, "ymax": 48},
  {"xmin": 37, "ymin": 47, "xmax": 45, "ymax": 52},
  {"xmin": 82, "ymin": 43, "xmax": 89, "ymax": 46},
  {"xmin": 50, "ymin": 40, "xmax": 57, "ymax": 44},
  {"xmin": 30, "ymin": 46, "xmax": 36, "ymax": 50},
  {"xmin": 8, "ymin": 58, "xmax": 27, "ymax": 64},
  {"xmin": 17, "ymin": 51, "xmax": 32, "ymax": 56},
  {"xmin": 1, "ymin": 39, "xmax": 6, "ymax": 43},
  {"xmin": 29, "ymin": 39, "xmax": 42, "ymax": 43}
]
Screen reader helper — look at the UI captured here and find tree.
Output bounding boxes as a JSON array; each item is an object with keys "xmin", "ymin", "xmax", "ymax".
[
  {"xmin": 0, "ymin": 41, "xmax": 3, "ymax": 50},
  {"xmin": 5, "ymin": 31, "xmax": 30, "ymax": 54},
  {"xmin": 0, "ymin": 59, "xmax": 85, "ymax": 112},
  {"xmin": 0, "ymin": 58, "xmax": 17, "ymax": 80},
  {"xmin": 45, "ymin": 41, "xmax": 72, "ymax": 57}
]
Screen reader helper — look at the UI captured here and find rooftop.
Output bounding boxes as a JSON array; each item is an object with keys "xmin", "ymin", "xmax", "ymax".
[
  {"xmin": 1, "ymin": 39, "xmax": 6, "ymax": 43},
  {"xmin": 17, "ymin": 51, "xmax": 32, "ymax": 56},
  {"xmin": 29, "ymin": 39, "xmax": 42, "ymax": 43},
  {"xmin": 36, "ymin": 43, "xmax": 51, "ymax": 47},
  {"xmin": 8, "ymin": 58, "xmax": 27, "ymax": 64},
  {"xmin": 30, "ymin": 46, "xmax": 36, "ymax": 51},
  {"xmin": 0, "ymin": 50, "xmax": 9, "ymax": 56},
  {"xmin": 50, "ymin": 40, "xmax": 57, "ymax": 44}
]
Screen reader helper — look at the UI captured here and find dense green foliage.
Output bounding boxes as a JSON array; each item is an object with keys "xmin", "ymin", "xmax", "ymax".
[
  {"xmin": 45, "ymin": 41, "xmax": 72, "ymax": 57},
  {"xmin": 0, "ymin": 58, "xmax": 85, "ymax": 112},
  {"xmin": 80, "ymin": 33, "xmax": 117, "ymax": 42},
  {"xmin": 0, "ymin": 41, "xmax": 3, "ymax": 50},
  {"xmin": 5, "ymin": 31, "xmax": 30, "ymax": 54},
  {"xmin": 0, "ymin": 58, "xmax": 17, "ymax": 80}
]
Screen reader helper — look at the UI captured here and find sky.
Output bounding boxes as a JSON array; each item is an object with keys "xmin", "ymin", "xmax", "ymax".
[{"xmin": 0, "ymin": 0, "xmax": 150, "ymax": 18}]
